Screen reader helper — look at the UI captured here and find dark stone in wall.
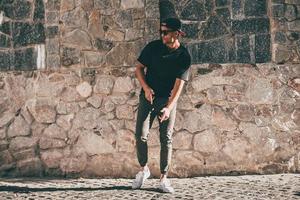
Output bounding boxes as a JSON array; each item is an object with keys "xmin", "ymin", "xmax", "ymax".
[
  {"xmin": 236, "ymin": 35, "xmax": 251, "ymax": 63},
  {"xmin": 198, "ymin": 39, "xmax": 230, "ymax": 63},
  {"xmin": 0, "ymin": 3, "xmax": 13, "ymax": 18},
  {"xmin": 61, "ymin": 47, "xmax": 80, "ymax": 67},
  {"xmin": 13, "ymin": 22, "xmax": 45, "ymax": 47},
  {"xmin": 232, "ymin": 0, "xmax": 243, "ymax": 18},
  {"xmin": 34, "ymin": 0, "xmax": 45, "ymax": 21},
  {"xmin": 0, "ymin": 22, "xmax": 11, "ymax": 35},
  {"xmin": 46, "ymin": 26, "xmax": 59, "ymax": 38},
  {"xmin": 245, "ymin": 0, "xmax": 267, "ymax": 17},
  {"xmin": 0, "ymin": 34, "xmax": 11, "ymax": 48},
  {"xmin": 287, "ymin": 31, "xmax": 300, "ymax": 41},
  {"xmin": 202, "ymin": 16, "xmax": 229, "ymax": 40},
  {"xmin": 181, "ymin": 0, "xmax": 206, "ymax": 21},
  {"xmin": 182, "ymin": 23, "xmax": 198, "ymax": 39},
  {"xmin": 14, "ymin": 48, "xmax": 37, "ymax": 70},
  {"xmin": 232, "ymin": 18, "xmax": 270, "ymax": 34},
  {"xmin": 215, "ymin": 0, "xmax": 229, "ymax": 7},
  {"xmin": 95, "ymin": 39, "xmax": 114, "ymax": 51},
  {"xmin": 255, "ymin": 34, "xmax": 271, "ymax": 63},
  {"xmin": 272, "ymin": 4, "xmax": 285, "ymax": 18},
  {"xmin": 274, "ymin": 32, "xmax": 287, "ymax": 44},
  {"xmin": 0, "ymin": 51, "xmax": 12, "ymax": 70},
  {"xmin": 205, "ymin": 0, "xmax": 214, "ymax": 15},
  {"xmin": 116, "ymin": 10, "xmax": 133, "ymax": 29},
  {"xmin": 216, "ymin": 8, "xmax": 231, "ymax": 26},
  {"xmin": 14, "ymin": 0, "xmax": 32, "ymax": 20}
]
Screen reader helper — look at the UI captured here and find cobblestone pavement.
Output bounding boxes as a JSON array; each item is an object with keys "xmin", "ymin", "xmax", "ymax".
[{"xmin": 0, "ymin": 174, "xmax": 299, "ymax": 200}]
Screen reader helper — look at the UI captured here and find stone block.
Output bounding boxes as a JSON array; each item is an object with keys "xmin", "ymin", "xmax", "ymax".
[
  {"xmin": 61, "ymin": 47, "xmax": 80, "ymax": 67},
  {"xmin": 181, "ymin": 0, "xmax": 206, "ymax": 21},
  {"xmin": 13, "ymin": 22, "xmax": 45, "ymax": 47},
  {"xmin": 46, "ymin": 0, "xmax": 60, "ymax": 11},
  {"xmin": 0, "ymin": 22, "xmax": 11, "ymax": 35},
  {"xmin": 273, "ymin": 44, "xmax": 291, "ymax": 63},
  {"xmin": 76, "ymin": 81, "xmax": 92, "ymax": 98},
  {"xmin": 216, "ymin": 0, "xmax": 229, "ymax": 7},
  {"xmin": 60, "ymin": 7, "xmax": 88, "ymax": 29},
  {"xmin": 113, "ymin": 77, "xmax": 134, "ymax": 93},
  {"xmin": 182, "ymin": 22, "xmax": 199, "ymax": 39},
  {"xmin": 95, "ymin": 39, "xmax": 114, "ymax": 52},
  {"xmin": 116, "ymin": 105, "xmax": 134, "ymax": 119},
  {"xmin": 285, "ymin": 5, "xmax": 297, "ymax": 21},
  {"xmin": 9, "ymin": 137, "xmax": 38, "ymax": 152},
  {"xmin": 201, "ymin": 16, "xmax": 229, "ymax": 40},
  {"xmin": 0, "ymin": 34, "xmax": 11, "ymax": 48},
  {"xmin": 27, "ymin": 99, "xmax": 56, "ymax": 123},
  {"xmin": 274, "ymin": 32, "xmax": 287, "ymax": 44},
  {"xmin": 232, "ymin": 18, "xmax": 270, "ymax": 34},
  {"xmin": 14, "ymin": 48, "xmax": 37, "ymax": 70},
  {"xmin": 288, "ymin": 20, "xmax": 300, "ymax": 30},
  {"xmin": 232, "ymin": 0, "xmax": 244, "ymax": 19},
  {"xmin": 286, "ymin": 31, "xmax": 299, "ymax": 41},
  {"xmin": 11, "ymin": 0, "xmax": 32, "ymax": 20},
  {"xmin": 121, "ymin": 0, "xmax": 144, "ymax": 9},
  {"xmin": 46, "ymin": 38, "xmax": 59, "ymax": 55},
  {"xmin": 116, "ymin": 10, "xmax": 133, "ymax": 29},
  {"xmin": 7, "ymin": 116, "xmax": 30, "ymax": 138},
  {"xmin": 236, "ymin": 35, "xmax": 251, "ymax": 63},
  {"xmin": 193, "ymin": 129, "xmax": 221, "ymax": 153},
  {"xmin": 33, "ymin": 0, "xmax": 45, "ymax": 21},
  {"xmin": 198, "ymin": 38, "xmax": 234, "ymax": 63},
  {"xmin": 46, "ymin": 26, "xmax": 59, "ymax": 39},
  {"xmin": 272, "ymin": 4, "xmax": 285, "ymax": 18},
  {"xmin": 245, "ymin": 0, "xmax": 267, "ymax": 17},
  {"xmin": 46, "ymin": 11, "xmax": 59, "ymax": 24},
  {"xmin": 173, "ymin": 131, "xmax": 193, "ymax": 150},
  {"xmin": 46, "ymin": 55, "xmax": 60, "ymax": 68},
  {"xmin": 63, "ymin": 29, "xmax": 92, "ymax": 49},
  {"xmin": 0, "ymin": 51, "xmax": 14, "ymax": 71},
  {"xmin": 205, "ymin": 0, "xmax": 214, "ymax": 15},
  {"xmin": 255, "ymin": 34, "xmax": 271, "ymax": 63}
]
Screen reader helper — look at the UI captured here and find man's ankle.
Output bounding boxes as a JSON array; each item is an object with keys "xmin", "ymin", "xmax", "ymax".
[{"xmin": 142, "ymin": 165, "xmax": 149, "ymax": 172}]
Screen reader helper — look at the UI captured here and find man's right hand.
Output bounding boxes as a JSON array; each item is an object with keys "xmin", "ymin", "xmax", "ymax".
[{"xmin": 144, "ymin": 87, "xmax": 154, "ymax": 104}]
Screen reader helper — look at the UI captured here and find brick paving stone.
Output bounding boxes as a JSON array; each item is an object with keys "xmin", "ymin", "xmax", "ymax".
[{"xmin": 0, "ymin": 174, "xmax": 299, "ymax": 199}]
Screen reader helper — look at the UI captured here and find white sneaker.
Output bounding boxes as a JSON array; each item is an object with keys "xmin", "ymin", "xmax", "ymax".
[
  {"xmin": 132, "ymin": 169, "xmax": 150, "ymax": 189},
  {"xmin": 158, "ymin": 178, "xmax": 174, "ymax": 193}
]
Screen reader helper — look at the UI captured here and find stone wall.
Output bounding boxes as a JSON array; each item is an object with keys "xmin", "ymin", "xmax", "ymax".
[
  {"xmin": 0, "ymin": 0, "xmax": 299, "ymax": 177},
  {"xmin": 0, "ymin": 63, "xmax": 299, "ymax": 177}
]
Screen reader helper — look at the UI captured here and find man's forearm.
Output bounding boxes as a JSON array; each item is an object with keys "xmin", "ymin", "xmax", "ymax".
[
  {"xmin": 166, "ymin": 79, "xmax": 185, "ymax": 110},
  {"xmin": 135, "ymin": 67, "xmax": 150, "ymax": 91}
]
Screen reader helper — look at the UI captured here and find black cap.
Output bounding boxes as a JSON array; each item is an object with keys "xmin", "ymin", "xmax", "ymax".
[{"xmin": 159, "ymin": 0, "xmax": 185, "ymax": 36}]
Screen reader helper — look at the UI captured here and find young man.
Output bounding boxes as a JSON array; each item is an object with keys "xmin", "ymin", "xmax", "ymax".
[{"xmin": 132, "ymin": 17, "xmax": 191, "ymax": 193}]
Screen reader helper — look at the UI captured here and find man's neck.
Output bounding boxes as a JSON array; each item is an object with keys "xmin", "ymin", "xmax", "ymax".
[{"xmin": 166, "ymin": 40, "xmax": 180, "ymax": 51}]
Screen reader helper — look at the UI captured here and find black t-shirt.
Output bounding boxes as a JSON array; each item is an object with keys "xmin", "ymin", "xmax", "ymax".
[{"xmin": 137, "ymin": 40, "xmax": 191, "ymax": 97}]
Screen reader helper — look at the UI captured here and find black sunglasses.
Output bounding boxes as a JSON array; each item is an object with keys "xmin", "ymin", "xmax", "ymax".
[{"xmin": 160, "ymin": 29, "xmax": 175, "ymax": 36}]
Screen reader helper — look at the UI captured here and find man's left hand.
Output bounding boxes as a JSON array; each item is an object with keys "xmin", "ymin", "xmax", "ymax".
[{"xmin": 159, "ymin": 107, "xmax": 171, "ymax": 123}]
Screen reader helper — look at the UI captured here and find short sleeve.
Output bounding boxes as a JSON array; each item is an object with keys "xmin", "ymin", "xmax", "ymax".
[
  {"xmin": 137, "ymin": 43, "xmax": 152, "ymax": 67},
  {"xmin": 176, "ymin": 51, "xmax": 191, "ymax": 81}
]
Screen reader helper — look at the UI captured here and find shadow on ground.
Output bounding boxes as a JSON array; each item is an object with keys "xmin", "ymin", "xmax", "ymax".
[{"xmin": 0, "ymin": 185, "xmax": 161, "ymax": 193}]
